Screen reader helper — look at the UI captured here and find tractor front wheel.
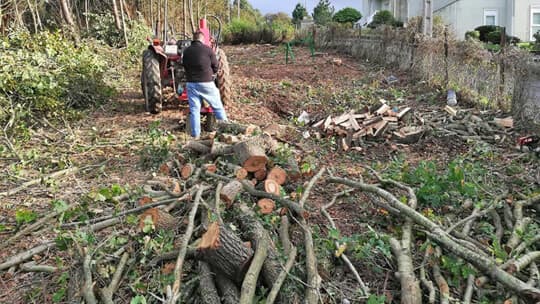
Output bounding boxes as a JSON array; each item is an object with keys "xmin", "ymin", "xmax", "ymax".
[
  {"xmin": 141, "ymin": 49, "xmax": 162, "ymax": 114},
  {"xmin": 216, "ymin": 48, "xmax": 232, "ymax": 106}
]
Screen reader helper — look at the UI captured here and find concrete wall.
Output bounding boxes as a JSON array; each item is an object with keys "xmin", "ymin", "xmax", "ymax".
[
  {"xmin": 435, "ymin": 0, "xmax": 507, "ymax": 40},
  {"xmin": 514, "ymin": 1, "xmax": 540, "ymax": 41}
]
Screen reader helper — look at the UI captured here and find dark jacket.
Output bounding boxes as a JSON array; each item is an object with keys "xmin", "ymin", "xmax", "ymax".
[{"xmin": 182, "ymin": 40, "xmax": 218, "ymax": 83}]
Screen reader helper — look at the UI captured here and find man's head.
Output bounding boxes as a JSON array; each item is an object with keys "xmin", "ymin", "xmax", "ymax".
[{"xmin": 193, "ymin": 31, "xmax": 205, "ymax": 42}]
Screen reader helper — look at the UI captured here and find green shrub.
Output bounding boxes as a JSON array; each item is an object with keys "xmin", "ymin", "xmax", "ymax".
[
  {"xmin": 0, "ymin": 30, "xmax": 114, "ymax": 138},
  {"xmin": 465, "ymin": 30, "xmax": 480, "ymax": 40},
  {"xmin": 474, "ymin": 25, "xmax": 520, "ymax": 45},
  {"xmin": 369, "ymin": 10, "xmax": 395, "ymax": 28},
  {"xmin": 474, "ymin": 25, "xmax": 499, "ymax": 42},
  {"xmin": 223, "ymin": 17, "xmax": 294, "ymax": 44}
]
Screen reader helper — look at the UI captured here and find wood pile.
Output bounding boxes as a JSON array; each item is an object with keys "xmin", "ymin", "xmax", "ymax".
[
  {"xmin": 429, "ymin": 106, "xmax": 514, "ymax": 144},
  {"xmin": 310, "ymin": 104, "xmax": 417, "ymax": 150}
]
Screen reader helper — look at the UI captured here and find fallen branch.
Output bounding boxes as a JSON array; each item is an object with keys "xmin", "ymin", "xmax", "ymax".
[
  {"xmin": 507, "ymin": 251, "xmax": 540, "ymax": 274},
  {"xmin": 203, "ymin": 171, "xmax": 305, "ymax": 216},
  {"xmin": 266, "ymin": 246, "xmax": 297, "ymax": 304},
  {"xmin": 299, "ymin": 168, "xmax": 325, "ymax": 304},
  {"xmin": 279, "ymin": 215, "xmax": 291, "ymax": 255},
  {"xmin": 239, "ymin": 234, "xmax": 269, "ymax": 304},
  {"xmin": 215, "ymin": 272, "xmax": 240, "ymax": 304},
  {"xmin": 198, "ymin": 262, "xmax": 221, "ymax": 304},
  {"xmin": 433, "ymin": 247, "xmax": 450, "ymax": 304},
  {"xmin": 321, "ymin": 189, "xmax": 369, "ymax": 296},
  {"xmin": 62, "ymin": 194, "xmax": 191, "ymax": 228},
  {"xmin": 328, "ymin": 176, "xmax": 540, "ymax": 301},
  {"xmin": 81, "ymin": 249, "xmax": 98, "ymax": 304},
  {"xmin": 1, "ymin": 201, "xmax": 77, "ymax": 250},
  {"xmin": 419, "ymin": 244, "xmax": 435, "ymax": 304},
  {"xmin": 0, "ymin": 166, "xmax": 79, "ymax": 197},
  {"xmin": 166, "ymin": 185, "xmax": 205, "ymax": 304},
  {"xmin": 0, "ymin": 241, "xmax": 55, "ymax": 271},
  {"xmin": 20, "ymin": 261, "xmax": 57, "ymax": 273},
  {"xmin": 99, "ymin": 252, "xmax": 130, "ymax": 304},
  {"xmin": 462, "ymin": 274, "xmax": 475, "ymax": 304}
]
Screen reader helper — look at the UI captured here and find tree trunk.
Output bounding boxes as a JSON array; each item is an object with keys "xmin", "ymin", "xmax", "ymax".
[
  {"xmin": 25, "ymin": 0, "xmax": 37, "ymax": 32},
  {"xmin": 198, "ymin": 262, "xmax": 221, "ymax": 304},
  {"xmin": 119, "ymin": 0, "xmax": 129, "ymax": 46},
  {"xmin": 198, "ymin": 222, "xmax": 254, "ymax": 284},
  {"xmin": 60, "ymin": 0, "xmax": 75, "ymax": 27},
  {"xmin": 111, "ymin": 0, "xmax": 122, "ymax": 30},
  {"xmin": 215, "ymin": 272, "xmax": 240, "ymax": 304}
]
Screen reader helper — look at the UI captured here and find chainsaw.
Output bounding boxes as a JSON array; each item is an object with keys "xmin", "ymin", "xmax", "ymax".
[{"xmin": 518, "ymin": 135, "xmax": 540, "ymax": 156}]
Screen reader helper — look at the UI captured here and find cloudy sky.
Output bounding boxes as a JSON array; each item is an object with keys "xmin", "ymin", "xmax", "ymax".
[{"xmin": 249, "ymin": 0, "xmax": 364, "ymax": 16}]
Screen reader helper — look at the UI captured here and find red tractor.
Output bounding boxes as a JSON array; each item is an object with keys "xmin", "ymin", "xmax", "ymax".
[{"xmin": 141, "ymin": 16, "xmax": 231, "ymax": 131}]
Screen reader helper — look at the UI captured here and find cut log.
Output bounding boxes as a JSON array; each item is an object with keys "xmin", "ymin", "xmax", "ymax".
[
  {"xmin": 217, "ymin": 121, "xmax": 260, "ymax": 135},
  {"xmin": 233, "ymin": 140, "xmax": 268, "ymax": 172},
  {"xmin": 198, "ymin": 262, "xmax": 221, "ymax": 304},
  {"xmin": 210, "ymin": 142, "xmax": 234, "ymax": 156},
  {"xmin": 220, "ymin": 162, "xmax": 248, "ymax": 180},
  {"xmin": 181, "ymin": 164, "xmax": 195, "ymax": 180},
  {"xmin": 257, "ymin": 199, "xmax": 275, "ymax": 214},
  {"xmin": 393, "ymin": 126, "xmax": 425, "ymax": 144},
  {"xmin": 202, "ymin": 163, "xmax": 217, "ymax": 173},
  {"xmin": 183, "ymin": 141, "xmax": 211, "ymax": 154},
  {"xmin": 372, "ymin": 120, "xmax": 389, "ymax": 137},
  {"xmin": 263, "ymin": 179, "xmax": 281, "ymax": 195},
  {"xmin": 267, "ymin": 166, "xmax": 287, "ymax": 185},
  {"xmin": 444, "ymin": 105, "xmax": 457, "ymax": 116},
  {"xmin": 363, "ymin": 116, "xmax": 382, "ymax": 126},
  {"xmin": 215, "ymin": 272, "xmax": 240, "ymax": 304},
  {"xmin": 311, "ymin": 119, "xmax": 326, "ymax": 129},
  {"xmin": 349, "ymin": 116, "xmax": 361, "ymax": 131},
  {"xmin": 494, "ymin": 117, "xmax": 513, "ymax": 128},
  {"xmin": 254, "ymin": 168, "xmax": 267, "ymax": 181},
  {"xmin": 159, "ymin": 161, "xmax": 174, "ymax": 175},
  {"xmin": 383, "ymin": 116, "xmax": 399, "ymax": 122},
  {"xmin": 138, "ymin": 196, "xmax": 153, "ymax": 206},
  {"xmin": 375, "ymin": 104, "xmax": 391, "ymax": 115},
  {"xmin": 397, "ymin": 107, "xmax": 412, "ymax": 119},
  {"xmin": 220, "ymin": 180, "xmax": 244, "ymax": 206},
  {"xmin": 138, "ymin": 208, "xmax": 177, "ymax": 231},
  {"xmin": 218, "ymin": 134, "xmax": 242, "ymax": 144},
  {"xmin": 197, "ymin": 222, "xmax": 254, "ymax": 284},
  {"xmin": 262, "ymin": 123, "xmax": 287, "ymax": 136},
  {"xmin": 323, "ymin": 116, "xmax": 332, "ymax": 130}
]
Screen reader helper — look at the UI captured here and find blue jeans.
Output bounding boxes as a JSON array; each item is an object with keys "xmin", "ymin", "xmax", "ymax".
[{"xmin": 187, "ymin": 82, "xmax": 227, "ymax": 137}]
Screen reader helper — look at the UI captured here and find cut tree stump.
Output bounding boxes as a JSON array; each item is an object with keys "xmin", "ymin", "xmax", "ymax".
[
  {"xmin": 254, "ymin": 168, "xmax": 267, "ymax": 181},
  {"xmin": 181, "ymin": 164, "xmax": 195, "ymax": 180},
  {"xmin": 220, "ymin": 162, "xmax": 248, "ymax": 180},
  {"xmin": 267, "ymin": 166, "xmax": 287, "ymax": 185},
  {"xmin": 138, "ymin": 208, "xmax": 176, "ymax": 231},
  {"xmin": 197, "ymin": 222, "xmax": 254, "ymax": 284},
  {"xmin": 257, "ymin": 199, "xmax": 275, "ymax": 214},
  {"xmin": 263, "ymin": 179, "xmax": 281, "ymax": 195},
  {"xmin": 233, "ymin": 140, "xmax": 268, "ymax": 172},
  {"xmin": 202, "ymin": 163, "xmax": 217, "ymax": 173},
  {"xmin": 220, "ymin": 180, "xmax": 244, "ymax": 206}
]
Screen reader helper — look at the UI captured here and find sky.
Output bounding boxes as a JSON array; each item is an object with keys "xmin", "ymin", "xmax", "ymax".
[{"xmin": 249, "ymin": 0, "xmax": 364, "ymax": 16}]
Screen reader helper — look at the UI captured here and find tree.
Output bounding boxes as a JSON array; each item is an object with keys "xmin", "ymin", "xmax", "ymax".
[
  {"xmin": 292, "ymin": 3, "xmax": 307, "ymax": 25},
  {"xmin": 312, "ymin": 0, "xmax": 334, "ymax": 25},
  {"xmin": 332, "ymin": 7, "xmax": 361, "ymax": 24}
]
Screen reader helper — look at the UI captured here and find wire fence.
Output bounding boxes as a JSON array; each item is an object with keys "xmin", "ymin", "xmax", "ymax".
[{"xmin": 308, "ymin": 25, "xmax": 540, "ymax": 131}]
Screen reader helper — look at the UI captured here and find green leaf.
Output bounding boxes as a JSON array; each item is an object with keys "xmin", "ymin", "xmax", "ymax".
[
  {"xmin": 15, "ymin": 209, "xmax": 37, "ymax": 225},
  {"xmin": 51, "ymin": 200, "xmax": 69, "ymax": 213},
  {"xmin": 52, "ymin": 288, "xmax": 66, "ymax": 302},
  {"xmin": 130, "ymin": 295, "xmax": 147, "ymax": 304}
]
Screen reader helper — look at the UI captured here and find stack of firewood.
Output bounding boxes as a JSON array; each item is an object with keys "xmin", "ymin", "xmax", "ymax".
[{"xmin": 310, "ymin": 103, "xmax": 425, "ymax": 150}]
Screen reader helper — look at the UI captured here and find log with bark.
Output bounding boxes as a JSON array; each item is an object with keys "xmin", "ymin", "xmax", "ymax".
[
  {"xmin": 233, "ymin": 140, "xmax": 268, "ymax": 172},
  {"xmin": 220, "ymin": 179, "xmax": 244, "ymax": 206},
  {"xmin": 197, "ymin": 222, "xmax": 254, "ymax": 284}
]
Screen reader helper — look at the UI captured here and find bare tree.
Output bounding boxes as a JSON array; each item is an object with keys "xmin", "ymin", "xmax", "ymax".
[
  {"xmin": 59, "ymin": 0, "xmax": 75, "ymax": 27},
  {"xmin": 111, "ymin": 0, "xmax": 121, "ymax": 30}
]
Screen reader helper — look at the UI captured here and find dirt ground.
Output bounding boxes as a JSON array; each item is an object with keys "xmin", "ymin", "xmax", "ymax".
[{"xmin": 1, "ymin": 44, "xmax": 538, "ymax": 303}]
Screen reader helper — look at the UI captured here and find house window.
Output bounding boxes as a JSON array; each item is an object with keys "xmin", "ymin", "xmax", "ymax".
[
  {"xmin": 484, "ymin": 9, "xmax": 498, "ymax": 26},
  {"xmin": 531, "ymin": 9, "xmax": 540, "ymax": 41}
]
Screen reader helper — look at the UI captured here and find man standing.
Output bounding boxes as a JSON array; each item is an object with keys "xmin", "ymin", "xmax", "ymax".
[{"xmin": 182, "ymin": 31, "xmax": 228, "ymax": 138}]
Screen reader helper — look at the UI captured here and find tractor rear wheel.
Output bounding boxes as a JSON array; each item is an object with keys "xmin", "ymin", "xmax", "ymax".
[
  {"xmin": 141, "ymin": 49, "xmax": 162, "ymax": 114},
  {"xmin": 216, "ymin": 48, "xmax": 232, "ymax": 106}
]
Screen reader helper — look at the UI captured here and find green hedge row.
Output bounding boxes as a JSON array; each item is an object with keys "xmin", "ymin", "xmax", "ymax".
[{"xmin": 223, "ymin": 18, "xmax": 295, "ymax": 44}]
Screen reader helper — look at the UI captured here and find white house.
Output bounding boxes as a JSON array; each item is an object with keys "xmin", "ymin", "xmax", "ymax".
[{"xmin": 361, "ymin": 0, "xmax": 540, "ymax": 41}]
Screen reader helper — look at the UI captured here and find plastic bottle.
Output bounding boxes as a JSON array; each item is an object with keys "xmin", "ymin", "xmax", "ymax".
[{"xmin": 447, "ymin": 89, "xmax": 457, "ymax": 106}]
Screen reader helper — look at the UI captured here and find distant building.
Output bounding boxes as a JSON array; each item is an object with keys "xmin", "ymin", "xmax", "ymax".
[
  {"xmin": 434, "ymin": 0, "xmax": 540, "ymax": 41},
  {"xmin": 361, "ymin": 0, "xmax": 540, "ymax": 41},
  {"xmin": 300, "ymin": 17, "xmax": 315, "ymax": 30}
]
